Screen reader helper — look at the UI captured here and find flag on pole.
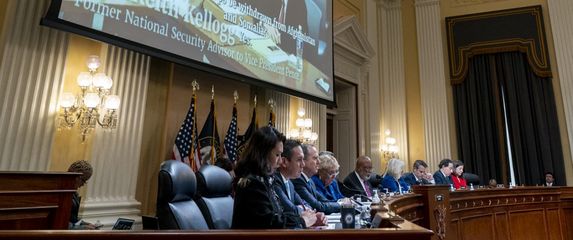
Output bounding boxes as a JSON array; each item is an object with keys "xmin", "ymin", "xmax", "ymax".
[
  {"xmin": 173, "ymin": 94, "xmax": 201, "ymax": 171},
  {"xmin": 268, "ymin": 105, "xmax": 276, "ymax": 127},
  {"xmin": 199, "ymin": 97, "xmax": 221, "ymax": 165},
  {"xmin": 237, "ymin": 107, "xmax": 258, "ymax": 157},
  {"xmin": 224, "ymin": 103, "xmax": 239, "ymax": 163}
]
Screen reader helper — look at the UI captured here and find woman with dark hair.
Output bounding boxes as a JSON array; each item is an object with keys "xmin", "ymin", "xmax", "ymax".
[
  {"xmin": 452, "ymin": 160, "xmax": 467, "ymax": 189},
  {"xmin": 232, "ymin": 126, "xmax": 317, "ymax": 229},
  {"xmin": 68, "ymin": 160, "xmax": 98, "ymax": 229}
]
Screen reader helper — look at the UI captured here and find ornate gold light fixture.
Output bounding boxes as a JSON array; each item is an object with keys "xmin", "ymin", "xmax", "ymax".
[
  {"xmin": 380, "ymin": 129, "xmax": 399, "ymax": 159},
  {"xmin": 58, "ymin": 55, "xmax": 120, "ymax": 141},
  {"xmin": 288, "ymin": 107, "xmax": 318, "ymax": 144}
]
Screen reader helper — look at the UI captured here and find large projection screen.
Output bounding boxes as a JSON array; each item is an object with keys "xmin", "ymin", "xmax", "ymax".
[{"xmin": 42, "ymin": 0, "xmax": 334, "ymax": 104}]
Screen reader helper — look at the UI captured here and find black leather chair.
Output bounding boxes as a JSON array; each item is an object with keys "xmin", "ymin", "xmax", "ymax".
[
  {"xmin": 195, "ymin": 165, "xmax": 234, "ymax": 229},
  {"xmin": 156, "ymin": 160, "xmax": 209, "ymax": 230},
  {"xmin": 464, "ymin": 173, "xmax": 481, "ymax": 186}
]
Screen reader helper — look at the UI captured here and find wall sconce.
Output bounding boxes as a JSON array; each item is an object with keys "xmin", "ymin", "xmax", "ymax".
[
  {"xmin": 288, "ymin": 107, "xmax": 318, "ymax": 144},
  {"xmin": 58, "ymin": 55, "xmax": 120, "ymax": 142},
  {"xmin": 380, "ymin": 129, "xmax": 399, "ymax": 159}
]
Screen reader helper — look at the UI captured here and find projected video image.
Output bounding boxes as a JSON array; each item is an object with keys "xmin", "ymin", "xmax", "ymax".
[{"xmin": 56, "ymin": 0, "xmax": 333, "ymax": 101}]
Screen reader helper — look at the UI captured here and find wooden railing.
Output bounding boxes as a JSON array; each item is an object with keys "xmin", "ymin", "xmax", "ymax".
[
  {"xmin": 0, "ymin": 171, "xmax": 80, "ymax": 230},
  {"xmin": 381, "ymin": 185, "xmax": 573, "ymax": 240},
  {"xmin": 0, "ymin": 228, "xmax": 433, "ymax": 240},
  {"xmin": 6, "ymin": 170, "xmax": 570, "ymax": 240}
]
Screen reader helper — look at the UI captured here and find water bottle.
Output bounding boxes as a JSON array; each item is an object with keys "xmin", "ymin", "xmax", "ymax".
[
  {"xmin": 450, "ymin": 184, "xmax": 455, "ymax": 192},
  {"xmin": 372, "ymin": 189, "xmax": 380, "ymax": 204},
  {"xmin": 469, "ymin": 183, "xmax": 475, "ymax": 191},
  {"xmin": 295, "ymin": 25, "xmax": 303, "ymax": 72}
]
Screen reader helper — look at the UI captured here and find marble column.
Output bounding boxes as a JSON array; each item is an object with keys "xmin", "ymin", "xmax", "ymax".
[
  {"xmin": 377, "ymin": 0, "xmax": 409, "ymax": 164},
  {"xmin": 547, "ymin": 0, "xmax": 573, "ymax": 183},
  {"xmin": 0, "ymin": 0, "xmax": 67, "ymax": 171},
  {"xmin": 415, "ymin": 0, "xmax": 452, "ymax": 168},
  {"xmin": 265, "ymin": 90, "xmax": 290, "ymax": 134},
  {"xmin": 81, "ymin": 45, "xmax": 150, "ymax": 227}
]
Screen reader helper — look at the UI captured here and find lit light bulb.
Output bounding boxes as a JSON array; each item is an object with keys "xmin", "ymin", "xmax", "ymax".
[
  {"xmin": 101, "ymin": 76, "xmax": 113, "ymax": 90},
  {"xmin": 92, "ymin": 73, "xmax": 108, "ymax": 89},
  {"xmin": 304, "ymin": 118, "xmax": 312, "ymax": 128},
  {"xmin": 60, "ymin": 92, "xmax": 76, "ymax": 108},
  {"xmin": 83, "ymin": 93, "xmax": 100, "ymax": 108},
  {"xmin": 386, "ymin": 137, "xmax": 396, "ymax": 145},
  {"xmin": 104, "ymin": 95, "xmax": 121, "ymax": 110},
  {"xmin": 310, "ymin": 132, "xmax": 318, "ymax": 141},
  {"xmin": 289, "ymin": 129, "xmax": 300, "ymax": 138},
  {"xmin": 86, "ymin": 55, "xmax": 101, "ymax": 72},
  {"xmin": 76, "ymin": 72, "xmax": 92, "ymax": 87},
  {"xmin": 295, "ymin": 118, "xmax": 304, "ymax": 128},
  {"xmin": 297, "ymin": 107, "xmax": 305, "ymax": 117}
]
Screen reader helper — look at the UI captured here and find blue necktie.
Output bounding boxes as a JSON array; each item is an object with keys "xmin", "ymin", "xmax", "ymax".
[{"xmin": 286, "ymin": 181, "xmax": 292, "ymax": 200}]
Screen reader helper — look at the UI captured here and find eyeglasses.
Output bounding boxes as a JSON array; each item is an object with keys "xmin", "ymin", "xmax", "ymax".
[{"xmin": 327, "ymin": 170, "xmax": 339, "ymax": 178}]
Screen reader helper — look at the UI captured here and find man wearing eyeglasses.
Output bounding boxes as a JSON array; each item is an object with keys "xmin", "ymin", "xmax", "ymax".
[
  {"xmin": 292, "ymin": 144, "xmax": 341, "ymax": 214},
  {"xmin": 342, "ymin": 156, "xmax": 374, "ymax": 199}
]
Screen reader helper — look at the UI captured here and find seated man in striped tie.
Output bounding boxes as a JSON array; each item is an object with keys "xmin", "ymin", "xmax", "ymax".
[
  {"xmin": 292, "ymin": 144, "xmax": 341, "ymax": 215},
  {"xmin": 342, "ymin": 156, "xmax": 374, "ymax": 200},
  {"xmin": 273, "ymin": 139, "xmax": 326, "ymax": 227}
]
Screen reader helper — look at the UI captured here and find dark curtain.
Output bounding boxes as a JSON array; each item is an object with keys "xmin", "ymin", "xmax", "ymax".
[
  {"xmin": 495, "ymin": 52, "xmax": 565, "ymax": 186},
  {"xmin": 454, "ymin": 52, "xmax": 565, "ymax": 186},
  {"xmin": 453, "ymin": 55, "xmax": 503, "ymax": 185}
]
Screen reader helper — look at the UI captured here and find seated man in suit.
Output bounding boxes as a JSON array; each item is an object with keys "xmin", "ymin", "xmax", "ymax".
[
  {"xmin": 273, "ymin": 140, "xmax": 326, "ymax": 226},
  {"xmin": 433, "ymin": 159, "xmax": 454, "ymax": 185},
  {"xmin": 403, "ymin": 160, "xmax": 434, "ymax": 186},
  {"xmin": 543, "ymin": 171, "xmax": 557, "ymax": 186},
  {"xmin": 342, "ymin": 156, "xmax": 374, "ymax": 199},
  {"xmin": 292, "ymin": 144, "xmax": 341, "ymax": 214}
]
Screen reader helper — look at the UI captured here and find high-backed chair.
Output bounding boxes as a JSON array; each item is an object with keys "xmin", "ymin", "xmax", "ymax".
[
  {"xmin": 195, "ymin": 165, "xmax": 234, "ymax": 229},
  {"xmin": 464, "ymin": 173, "xmax": 481, "ymax": 186},
  {"xmin": 156, "ymin": 160, "xmax": 209, "ymax": 230}
]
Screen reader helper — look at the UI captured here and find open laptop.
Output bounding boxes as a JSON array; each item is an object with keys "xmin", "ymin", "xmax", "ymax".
[{"xmin": 112, "ymin": 218, "xmax": 135, "ymax": 230}]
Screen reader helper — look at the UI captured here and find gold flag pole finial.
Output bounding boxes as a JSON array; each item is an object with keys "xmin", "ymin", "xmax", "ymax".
[
  {"xmin": 192, "ymin": 80, "xmax": 200, "ymax": 93},
  {"xmin": 254, "ymin": 95, "xmax": 257, "ymax": 107},
  {"xmin": 268, "ymin": 98, "xmax": 275, "ymax": 109},
  {"xmin": 233, "ymin": 90, "xmax": 238, "ymax": 104},
  {"xmin": 211, "ymin": 85, "xmax": 215, "ymax": 99}
]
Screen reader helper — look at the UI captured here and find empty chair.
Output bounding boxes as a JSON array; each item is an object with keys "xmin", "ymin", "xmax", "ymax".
[
  {"xmin": 195, "ymin": 165, "xmax": 234, "ymax": 229},
  {"xmin": 156, "ymin": 160, "xmax": 209, "ymax": 230},
  {"xmin": 464, "ymin": 173, "xmax": 481, "ymax": 186}
]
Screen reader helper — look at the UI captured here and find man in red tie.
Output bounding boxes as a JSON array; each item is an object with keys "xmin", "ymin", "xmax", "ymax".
[{"xmin": 342, "ymin": 156, "xmax": 374, "ymax": 199}]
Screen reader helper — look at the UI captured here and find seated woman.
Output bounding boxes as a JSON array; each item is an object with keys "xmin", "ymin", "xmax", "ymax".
[
  {"xmin": 311, "ymin": 152, "xmax": 344, "ymax": 201},
  {"xmin": 232, "ymin": 126, "xmax": 319, "ymax": 229},
  {"xmin": 452, "ymin": 160, "xmax": 467, "ymax": 189},
  {"xmin": 380, "ymin": 158, "xmax": 410, "ymax": 193},
  {"xmin": 68, "ymin": 160, "xmax": 97, "ymax": 230}
]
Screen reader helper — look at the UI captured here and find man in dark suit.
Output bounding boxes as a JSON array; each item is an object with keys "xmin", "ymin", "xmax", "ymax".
[
  {"xmin": 342, "ymin": 156, "xmax": 374, "ymax": 199},
  {"xmin": 433, "ymin": 159, "xmax": 454, "ymax": 185},
  {"xmin": 292, "ymin": 144, "xmax": 340, "ymax": 214},
  {"xmin": 273, "ymin": 140, "xmax": 326, "ymax": 226},
  {"xmin": 543, "ymin": 171, "xmax": 557, "ymax": 186},
  {"xmin": 403, "ymin": 160, "xmax": 434, "ymax": 186}
]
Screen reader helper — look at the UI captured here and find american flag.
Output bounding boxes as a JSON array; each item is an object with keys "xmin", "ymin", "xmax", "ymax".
[
  {"xmin": 173, "ymin": 95, "xmax": 201, "ymax": 171},
  {"xmin": 224, "ymin": 104, "xmax": 238, "ymax": 163}
]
